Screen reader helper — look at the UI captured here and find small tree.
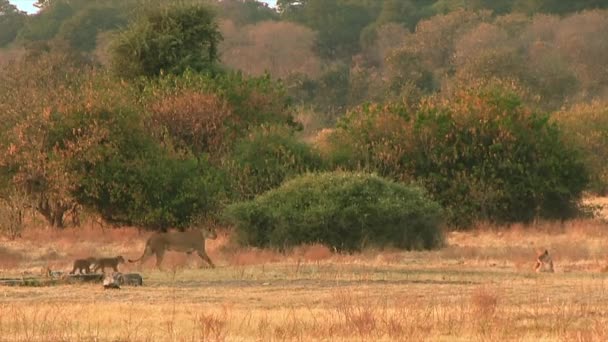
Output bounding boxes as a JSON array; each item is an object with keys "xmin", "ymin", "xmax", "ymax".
[
  {"xmin": 0, "ymin": 51, "xmax": 92, "ymax": 228},
  {"xmin": 0, "ymin": 0, "xmax": 26, "ymax": 47},
  {"xmin": 228, "ymin": 125, "xmax": 324, "ymax": 200},
  {"xmin": 110, "ymin": 4, "xmax": 222, "ymax": 78}
]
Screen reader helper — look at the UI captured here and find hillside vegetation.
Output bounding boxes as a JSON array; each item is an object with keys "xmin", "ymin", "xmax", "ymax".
[{"xmin": 1, "ymin": 0, "xmax": 607, "ymax": 241}]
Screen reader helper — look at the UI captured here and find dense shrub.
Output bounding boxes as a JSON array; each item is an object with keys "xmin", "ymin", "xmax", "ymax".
[
  {"xmin": 228, "ymin": 125, "xmax": 324, "ymax": 200},
  {"xmin": 75, "ymin": 145, "xmax": 225, "ymax": 230},
  {"xmin": 225, "ymin": 172, "xmax": 444, "ymax": 251},
  {"xmin": 49, "ymin": 86, "xmax": 225, "ymax": 230},
  {"xmin": 326, "ymin": 84, "xmax": 588, "ymax": 226}
]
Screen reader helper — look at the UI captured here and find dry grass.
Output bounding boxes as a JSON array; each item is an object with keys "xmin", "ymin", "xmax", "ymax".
[{"xmin": 1, "ymin": 218, "xmax": 608, "ymax": 341}]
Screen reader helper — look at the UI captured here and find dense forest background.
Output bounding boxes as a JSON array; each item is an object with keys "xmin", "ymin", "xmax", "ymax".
[{"xmin": 1, "ymin": 0, "xmax": 608, "ymax": 247}]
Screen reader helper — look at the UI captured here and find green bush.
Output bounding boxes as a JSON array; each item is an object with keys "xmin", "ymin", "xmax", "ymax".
[
  {"xmin": 61, "ymin": 106, "xmax": 225, "ymax": 230},
  {"xmin": 225, "ymin": 172, "xmax": 444, "ymax": 251},
  {"xmin": 326, "ymin": 83, "xmax": 588, "ymax": 226},
  {"xmin": 228, "ymin": 125, "xmax": 324, "ymax": 200},
  {"xmin": 553, "ymin": 101, "xmax": 608, "ymax": 195},
  {"xmin": 56, "ymin": 5, "xmax": 127, "ymax": 51}
]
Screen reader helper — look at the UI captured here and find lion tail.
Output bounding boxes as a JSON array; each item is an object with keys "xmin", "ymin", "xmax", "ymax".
[{"xmin": 128, "ymin": 245, "xmax": 149, "ymax": 263}]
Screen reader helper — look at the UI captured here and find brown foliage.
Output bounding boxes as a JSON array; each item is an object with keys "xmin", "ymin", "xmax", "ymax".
[
  {"xmin": 220, "ymin": 20, "xmax": 321, "ymax": 79},
  {"xmin": 0, "ymin": 51, "xmax": 134, "ymax": 227},
  {"xmin": 148, "ymin": 91, "xmax": 234, "ymax": 157}
]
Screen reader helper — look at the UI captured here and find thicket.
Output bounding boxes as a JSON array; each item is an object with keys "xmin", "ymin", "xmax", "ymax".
[
  {"xmin": 0, "ymin": 53, "xmax": 228, "ymax": 229},
  {"xmin": 324, "ymin": 84, "xmax": 588, "ymax": 226},
  {"xmin": 226, "ymin": 172, "xmax": 444, "ymax": 251},
  {"xmin": 1, "ymin": 0, "xmax": 603, "ymax": 237}
]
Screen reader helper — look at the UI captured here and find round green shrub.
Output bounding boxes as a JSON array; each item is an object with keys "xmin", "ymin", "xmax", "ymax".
[{"xmin": 225, "ymin": 172, "xmax": 444, "ymax": 251}]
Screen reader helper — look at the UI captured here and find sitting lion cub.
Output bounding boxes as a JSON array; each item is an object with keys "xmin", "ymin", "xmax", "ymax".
[{"xmin": 534, "ymin": 249, "xmax": 554, "ymax": 273}]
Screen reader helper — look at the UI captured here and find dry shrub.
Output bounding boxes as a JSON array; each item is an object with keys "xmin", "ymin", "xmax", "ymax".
[
  {"xmin": 563, "ymin": 217, "xmax": 608, "ymax": 238},
  {"xmin": 292, "ymin": 244, "xmax": 333, "ymax": 262},
  {"xmin": 310, "ymin": 128, "xmax": 335, "ymax": 157},
  {"xmin": 372, "ymin": 250, "xmax": 403, "ymax": 265},
  {"xmin": 148, "ymin": 91, "xmax": 233, "ymax": 157},
  {"xmin": 332, "ymin": 292, "xmax": 380, "ymax": 338},
  {"xmin": 229, "ymin": 248, "xmax": 282, "ymax": 266}
]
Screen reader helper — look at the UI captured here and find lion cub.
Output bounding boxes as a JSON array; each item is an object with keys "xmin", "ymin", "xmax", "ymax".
[
  {"xmin": 93, "ymin": 256, "xmax": 126, "ymax": 273},
  {"xmin": 534, "ymin": 250, "xmax": 554, "ymax": 273},
  {"xmin": 70, "ymin": 257, "xmax": 97, "ymax": 275}
]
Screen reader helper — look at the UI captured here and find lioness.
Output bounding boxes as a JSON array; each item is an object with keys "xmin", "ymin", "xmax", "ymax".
[
  {"xmin": 93, "ymin": 256, "xmax": 126, "ymax": 273},
  {"xmin": 70, "ymin": 257, "xmax": 97, "ymax": 275},
  {"xmin": 129, "ymin": 227, "xmax": 217, "ymax": 269},
  {"xmin": 534, "ymin": 250, "xmax": 554, "ymax": 273}
]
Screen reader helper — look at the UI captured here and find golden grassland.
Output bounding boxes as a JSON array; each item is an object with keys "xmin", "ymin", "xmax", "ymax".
[{"xmin": 2, "ymin": 218, "xmax": 608, "ymax": 341}]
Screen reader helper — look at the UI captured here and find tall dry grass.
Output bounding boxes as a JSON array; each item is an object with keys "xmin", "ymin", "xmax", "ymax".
[{"xmin": 1, "ymin": 217, "xmax": 608, "ymax": 340}]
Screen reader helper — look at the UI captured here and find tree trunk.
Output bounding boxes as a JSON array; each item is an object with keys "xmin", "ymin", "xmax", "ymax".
[{"xmin": 36, "ymin": 196, "xmax": 68, "ymax": 228}]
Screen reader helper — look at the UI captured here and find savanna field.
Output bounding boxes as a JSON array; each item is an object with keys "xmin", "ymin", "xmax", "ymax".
[
  {"xmin": 2, "ymin": 212, "xmax": 608, "ymax": 341},
  {"xmin": 3, "ymin": 1, "xmax": 608, "ymax": 341}
]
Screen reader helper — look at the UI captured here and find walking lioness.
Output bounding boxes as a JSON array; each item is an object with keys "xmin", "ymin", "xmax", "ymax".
[{"xmin": 129, "ymin": 227, "xmax": 217, "ymax": 269}]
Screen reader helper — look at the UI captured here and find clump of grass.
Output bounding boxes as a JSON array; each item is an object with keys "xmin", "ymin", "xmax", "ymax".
[
  {"xmin": 196, "ymin": 309, "xmax": 228, "ymax": 341},
  {"xmin": 471, "ymin": 286, "xmax": 499, "ymax": 317},
  {"xmin": 333, "ymin": 292, "xmax": 379, "ymax": 339}
]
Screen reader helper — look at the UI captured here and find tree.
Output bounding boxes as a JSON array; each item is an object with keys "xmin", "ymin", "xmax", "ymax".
[
  {"xmin": 217, "ymin": 0, "xmax": 278, "ymax": 26},
  {"xmin": 0, "ymin": 51, "xmax": 94, "ymax": 228},
  {"xmin": 279, "ymin": 0, "xmax": 375, "ymax": 59},
  {"xmin": 17, "ymin": 1, "xmax": 74, "ymax": 42},
  {"xmin": 110, "ymin": 4, "xmax": 222, "ymax": 78},
  {"xmin": 0, "ymin": 0, "xmax": 26, "ymax": 47},
  {"xmin": 56, "ymin": 4, "xmax": 127, "ymax": 51},
  {"xmin": 219, "ymin": 20, "xmax": 320, "ymax": 79}
]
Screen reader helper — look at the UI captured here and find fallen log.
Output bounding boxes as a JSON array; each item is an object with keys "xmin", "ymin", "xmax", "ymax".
[{"xmin": 0, "ymin": 272, "xmax": 143, "ymax": 287}]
